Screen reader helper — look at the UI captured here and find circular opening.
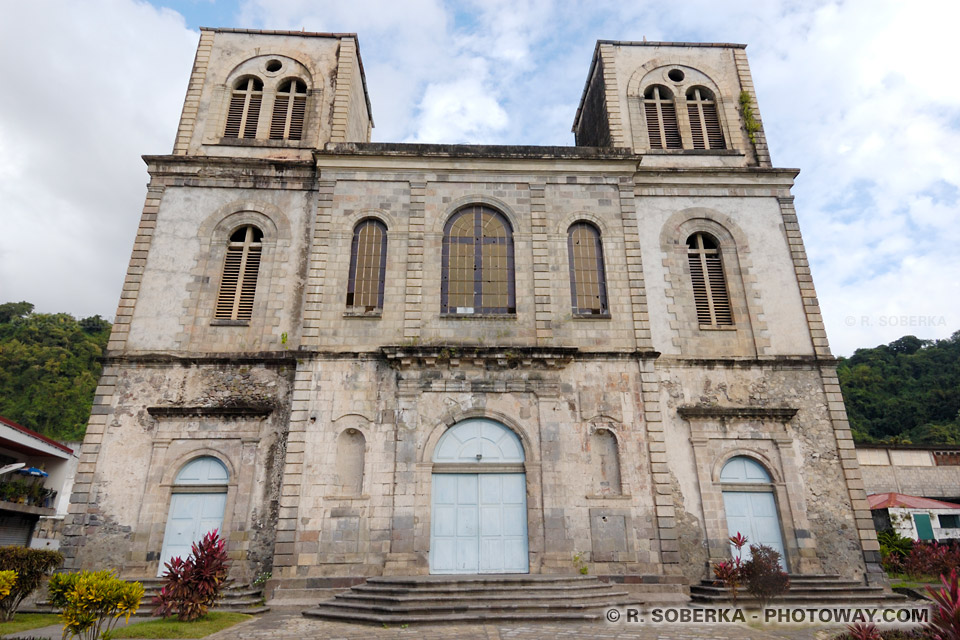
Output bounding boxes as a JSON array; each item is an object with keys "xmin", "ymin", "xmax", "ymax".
[
  {"xmin": 265, "ymin": 59, "xmax": 283, "ymax": 72},
  {"xmin": 667, "ymin": 68, "xmax": 685, "ymax": 82}
]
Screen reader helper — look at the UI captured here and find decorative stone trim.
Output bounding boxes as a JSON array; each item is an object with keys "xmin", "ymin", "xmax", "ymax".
[
  {"xmin": 107, "ymin": 183, "xmax": 166, "ymax": 352},
  {"xmin": 147, "ymin": 406, "xmax": 274, "ymax": 418},
  {"xmin": 677, "ymin": 406, "xmax": 798, "ymax": 421},
  {"xmin": 380, "ymin": 346, "xmax": 577, "ymax": 370},
  {"xmin": 301, "ymin": 179, "xmax": 336, "ymax": 343},
  {"xmin": 530, "ymin": 184, "xmax": 554, "ymax": 343},
  {"xmin": 329, "ymin": 38, "xmax": 358, "ymax": 144},
  {"xmin": 598, "ymin": 44, "xmax": 627, "ymax": 148},
  {"xmin": 619, "ymin": 179, "xmax": 653, "ymax": 350},
  {"xmin": 778, "ymin": 196, "xmax": 831, "ymax": 357},
  {"xmin": 403, "ymin": 182, "xmax": 426, "ymax": 341},
  {"xmin": 732, "ymin": 49, "xmax": 771, "ymax": 167},
  {"xmin": 173, "ymin": 29, "xmax": 214, "ymax": 155}
]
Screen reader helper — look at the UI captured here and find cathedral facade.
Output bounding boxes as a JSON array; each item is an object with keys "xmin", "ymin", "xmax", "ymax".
[{"xmin": 63, "ymin": 28, "xmax": 881, "ymax": 599}]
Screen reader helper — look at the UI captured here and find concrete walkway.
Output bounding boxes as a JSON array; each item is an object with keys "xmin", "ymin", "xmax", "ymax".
[{"xmin": 201, "ymin": 608, "xmax": 845, "ymax": 640}]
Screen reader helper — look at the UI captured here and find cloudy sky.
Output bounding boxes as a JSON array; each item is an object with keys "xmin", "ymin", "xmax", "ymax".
[{"xmin": 1, "ymin": 0, "xmax": 957, "ymax": 355}]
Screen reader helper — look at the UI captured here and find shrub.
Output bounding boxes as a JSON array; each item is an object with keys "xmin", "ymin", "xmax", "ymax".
[
  {"xmin": 898, "ymin": 541, "xmax": 960, "ymax": 580},
  {"xmin": 153, "ymin": 529, "xmax": 230, "ymax": 621},
  {"xmin": 712, "ymin": 532, "xmax": 747, "ymax": 605},
  {"xmin": 926, "ymin": 567, "xmax": 960, "ymax": 640},
  {"xmin": 741, "ymin": 544, "xmax": 790, "ymax": 610},
  {"xmin": 880, "ymin": 529, "xmax": 914, "ymax": 558},
  {"xmin": 47, "ymin": 570, "xmax": 143, "ymax": 640},
  {"xmin": 0, "ymin": 547, "xmax": 63, "ymax": 621},
  {"xmin": 0, "ymin": 570, "xmax": 17, "ymax": 601}
]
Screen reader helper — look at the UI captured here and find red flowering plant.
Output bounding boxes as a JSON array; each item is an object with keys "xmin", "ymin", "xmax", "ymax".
[
  {"xmin": 712, "ymin": 532, "xmax": 748, "ymax": 606},
  {"xmin": 153, "ymin": 529, "xmax": 230, "ymax": 621}
]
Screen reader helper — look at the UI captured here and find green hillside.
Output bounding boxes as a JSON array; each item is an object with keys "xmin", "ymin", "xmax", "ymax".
[
  {"xmin": 838, "ymin": 331, "xmax": 960, "ymax": 444},
  {"xmin": 0, "ymin": 302, "xmax": 111, "ymax": 442}
]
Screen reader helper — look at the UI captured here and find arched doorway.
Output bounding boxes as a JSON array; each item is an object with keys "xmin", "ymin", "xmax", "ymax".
[
  {"xmin": 720, "ymin": 456, "xmax": 787, "ymax": 568},
  {"xmin": 430, "ymin": 418, "xmax": 528, "ymax": 574},
  {"xmin": 158, "ymin": 457, "xmax": 229, "ymax": 576}
]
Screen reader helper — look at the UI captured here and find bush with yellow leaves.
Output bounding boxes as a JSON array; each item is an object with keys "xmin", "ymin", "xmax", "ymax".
[
  {"xmin": 0, "ymin": 571, "xmax": 16, "ymax": 600},
  {"xmin": 48, "ymin": 570, "xmax": 143, "ymax": 640}
]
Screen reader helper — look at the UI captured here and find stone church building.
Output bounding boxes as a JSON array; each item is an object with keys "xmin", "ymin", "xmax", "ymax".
[{"xmin": 62, "ymin": 28, "xmax": 882, "ymax": 599}]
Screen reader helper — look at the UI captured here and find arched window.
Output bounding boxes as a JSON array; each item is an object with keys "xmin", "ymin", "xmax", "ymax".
[
  {"xmin": 643, "ymin": 85, "xmax": 681, "ymax": 149},
  {"xmin": 687, "ymin": 232, "xmax": 733, "ymax": 327},
  {"xmin": 441, "ymin": 206, "xmax": 515, "ymax": 315},
  {"xmin": 335, "ymin": 429, "xmax": 365, "ymax": 496},
  {"xmin": 224, "ymin": 77, "xmax": 263, "ymax": 139},
  {"xmin": 346, "ymin": 219, "xmax": 387, "ymax": 311},
  {"xmin": 686, "ymin": 87, "xmax": 725, "ymax": 150},
  {"xmin": 176, "ymin": 456, "xmax": 229, "ymax": 486},
  {"xmin": 567, "ymin": 222, "xmax": 609, "ymax": 316},
  {"xmin": 269, "ymin": 79, "xmax": 307, "ymax": 141},
  {"xmin": 215, "ymin": 225, "xmax": 263, "ymax": 321}
]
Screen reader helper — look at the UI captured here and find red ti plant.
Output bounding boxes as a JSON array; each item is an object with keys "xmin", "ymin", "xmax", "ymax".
[
  {"xmin": 845, "ymin": 622, "xmax": 882, "ymax": 640},
  {"xmin": 153, "ymin": 529, "xmax": 230, "ymax": 621},
  {"xmin": 712, "ymin": 532, "xmax": 748, "ymax": 606},
  {"xmin": 926, "ymin": 567, "xmax": 960, "ymax": 640}
]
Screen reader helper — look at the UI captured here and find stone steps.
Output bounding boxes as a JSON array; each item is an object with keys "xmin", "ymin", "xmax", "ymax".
[
  {"xmin": 303, "ymin": 575, "xmax": 633, "ymax": 624},
  {"xmin": 690, "ymin": 574, "xmax": 909, "ymax": 606}
]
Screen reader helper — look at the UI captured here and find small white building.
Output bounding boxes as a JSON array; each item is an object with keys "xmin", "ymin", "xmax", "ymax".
[{"xmin": 868, "ymin": 493, "xmax": 960, "ymax": 542}]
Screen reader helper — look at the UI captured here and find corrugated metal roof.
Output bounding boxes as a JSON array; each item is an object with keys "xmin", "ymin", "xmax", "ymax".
[{"xmin": 868, "ymin": 492, "xmax": 960, "ymax": 510}]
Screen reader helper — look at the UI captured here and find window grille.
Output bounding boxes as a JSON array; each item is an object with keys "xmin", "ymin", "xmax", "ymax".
[
  {"xmin": 215, "ymin": 225, "xmax": 263, "ymax": 320},
  {"xmin": 346, "ymin": 219, "xmax": 387, "ymax": 311},
  {"xmin": 568, "ymin": 222, "xmax": 609, "ymax": 315},
  {"xmin": 224, "ymin": 77, "xmax": 263, "ymax": 139},
  {"xmin": 643, "ymin": 85, "xmax": 681, "ymax": 149},
  {"xmin": 686, "ymin": 87, "xmax": 725, "ymax": 150},
  {"xmin": 269, "ymin": 79, "xmax": 307, "ymax": 141},
  {"xmin": 687, "ymin": 232, "xmax": 733, "ymax": 326},
  {"xmin": 441, "ymin": 206, "xmax": 515, "ymax": 314}
]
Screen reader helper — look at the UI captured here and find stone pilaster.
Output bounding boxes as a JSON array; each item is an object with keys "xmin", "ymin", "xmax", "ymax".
[
  {"xmin": 619, "ymin": 179, "xmax": 653, "ymax": 351},
  {"xmin": 329, "ymin": 38, "xmax": 358, "ymax": 144},
  {"xmin": 172, "ymin": 29, "xmax": 214, "ymax": 155},
  {"xmin": 402, "ymin": 182, "xmax": 426, "ymax": 342},
  {"xmin": 301, "ymin": 180, "xmax": 335, "ymax": 344},
  {"xmin": 529, "ymin": 184, "xmax": 553, "ymax": 344},
  {"xmin": 732, "ymin": 49, "xmax": 771, "ymax": 167},
  {"xmin": 598, "ymin": 44, "xmax": 628, "ymax": 148},
  {"xmin": 779, "ymin": 196, "xmax": 831, "ymax": 357}
]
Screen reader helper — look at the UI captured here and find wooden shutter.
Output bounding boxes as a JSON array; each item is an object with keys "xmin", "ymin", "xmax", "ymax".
[
  {"xmin": 237, "ymin": 245, "xmax": 261, "ymax": 320},
  {"xmin": 705, "ymin": 254, "xmax": 732, "ymax": 325},
  {"xmin": 243, "ymin": 94, "xmax": 261, "ymax": 139},
  {"xmin": 688, "ymin": 103, "xmax": 705, "ymax": 149},
  {"xmin": 703, "ymin": 103, "xmax": 725, "ymax": 149},
  {"xmin": 661, "ymin": 103, "xmax": 682, "ymax": 149},
  {"xmin": 645, "ymin": 102, "xmax": 663, "ymax": 149},
  {"xmin": 215, "ymin": 247, "xmax": 242, "ymax": 318},
  {"xmin": 269, "ymin": 95, "xmax": 289, "ymax": 139},
  {"xmin": 224, "ymin": 94, "xmax": 245, "ymax": 139},
  {"xmin": 688, "ymin": 251, "xmax": 711, "ymax": 324},
  {"xmin": 289, "ymin": 96, "xmax": 306, "ymax": 141}
]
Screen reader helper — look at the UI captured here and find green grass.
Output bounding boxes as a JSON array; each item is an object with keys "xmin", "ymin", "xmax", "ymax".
[
  {"xmin": 0, "ymin": 613, "xmax": 61, "ymax": 635},
  {"xmin": 111, "ymin": 612, "xmax": 252, "ymax": 639}
]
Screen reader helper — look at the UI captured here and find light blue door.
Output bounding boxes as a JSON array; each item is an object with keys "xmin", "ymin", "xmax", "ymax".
[
  {"xmin": 158, "ymin": 492, "xmax": 226, "ymax": 576},
  {"xmin": 430, "ymin": 419, "xmax": 529, "ymax": 574},
  {"xmin": 430, "ymin": 473, "xmax": 528, "ymax": 574},
  {"xmin": 720, "ymin": 456, "xmax": 786, "ymax": 569}
]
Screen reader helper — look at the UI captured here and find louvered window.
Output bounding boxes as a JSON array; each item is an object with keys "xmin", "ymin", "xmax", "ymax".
[
  {"xmin": 687, "ymin": 232, "xmax": 733, "ymax": 327},
  {"xmin": 224, "ymin": 77, "xmax": 263, "ymax": 139},
  {"xmin": 346, "ymin": 219, "xmax": 387, "ymax": 311},
  {"xmin": 269, "ymin": 79, "xmax": 307, "ymax": 141},
  {"xmin": 686, "ymin": 87, "xmax": 725, "ymax": 150},
  {"xmin": 643, "ymin": 85, "xmax": 681, "ymax": 150},
  {"xmin": 215, "ymin": 226, "xmax": 263, "ymax": 321},
  {"xmin": 568, "ymin": 222, "xmax": 609, "ymax": 316},
  {"xmin": 441, "ymin": 206, "xmax": 515, "ymax": 315}
]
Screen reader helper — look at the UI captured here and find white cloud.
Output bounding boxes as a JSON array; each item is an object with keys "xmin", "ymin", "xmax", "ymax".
[{"xmin": 1, "ymin": 0, "xmax": 957, "ymax": 356}]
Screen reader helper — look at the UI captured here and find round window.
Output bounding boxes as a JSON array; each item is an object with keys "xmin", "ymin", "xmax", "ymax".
[
  {"xmin": 668, "ymin": 68, "xmax": 685, "ymax": 82},
  {"xmin": 265, "ymin": 59, "xmax": 283, "ymax": 73}
]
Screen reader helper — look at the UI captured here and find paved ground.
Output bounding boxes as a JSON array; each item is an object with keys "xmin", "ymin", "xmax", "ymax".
[{"xmin": 203, "ymin": 608, "xmax": 846, "ymax": 640}]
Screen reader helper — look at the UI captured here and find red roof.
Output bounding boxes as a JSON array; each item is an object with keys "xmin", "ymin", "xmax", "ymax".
[
  {"xmin": 0, "ymin": 416, "xmax": 73, "ymax": 455},
  {"xmin": 868, "ymin": 492, "xmax": 960, "ymax": 510}
]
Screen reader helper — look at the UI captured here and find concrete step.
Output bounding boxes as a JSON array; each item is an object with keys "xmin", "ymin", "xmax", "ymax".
[
  {"xmin": 303, "ymin": 574, "xmax": 631, "ymax": 624},
  {"xmin": 691, "ymin": 584, "xmax": 887, "ymax": 596}
]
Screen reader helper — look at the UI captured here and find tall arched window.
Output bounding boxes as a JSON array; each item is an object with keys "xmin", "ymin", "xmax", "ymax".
[
  {"xmin": 269, "ymin": 79, "xmax": 307, "ymax": 141},
  {"xmin": 441, "ymin": 206, "xmax": 515, "ymax": 315},
  {"xmin": 568, "ymin": 222, "xmax": 609, "ymax": 316},
  {"xmin": 215, "ymin": 225, "xmax": 263, "ymax": 321},
  {"xmin": 346, "ymin": 219, "xmax": 387, "ymax": 311},
  {"xmin": 687, "ymin": 232, "xmax": 732, "ymax": 327},
  {"xmin": 224, "ymin": 77, "xmax": 263, "ymax": 139},
  {"xmin": 643, "ymin": 85, "xmax": 681, "ymax": 149},
  {"xmin": 686, "ymin": 87, "xmax": 725, "ymax": 150}
]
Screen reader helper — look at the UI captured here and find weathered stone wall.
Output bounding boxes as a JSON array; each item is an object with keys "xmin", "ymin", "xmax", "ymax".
[{"xmin": 63, "ymin": 360, "xmax": 294, "ymax": 580}]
